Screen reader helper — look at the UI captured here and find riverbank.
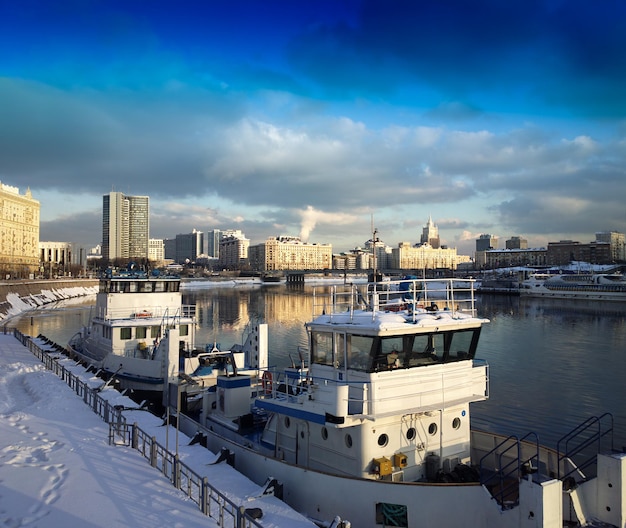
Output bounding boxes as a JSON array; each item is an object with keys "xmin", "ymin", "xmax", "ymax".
[{"xmin": 0, "ymin": 279, "xmax": 98, "ymax": 322}]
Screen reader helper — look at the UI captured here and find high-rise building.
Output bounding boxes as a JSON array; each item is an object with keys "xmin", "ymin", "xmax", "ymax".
[
  {"xmin": 102, "ymin": 192, "xmax": 149, "ymax": 263},
  {"xmin": 219, "ymin": 230, "xmax": 249, "ymax": 269},
  {"xmin": 148, "ymin": 239, "xmax": 165, "ymax": 262},
  {"xmin": 205, "ymin": 229, "xmax": 221, "ymax": 258},
  {"xmin": 506, "ymin": 236, "xmax": 528, "ymax": 250},
  {"xmin": 476, "ymin": 234, "xmax": 498, "ymax": 252},
  {"xmin": 174, "ymin": 229, "xmax": 204, "ymax": 263},
  {"xmin": 420, "ymin": 215, "xmax": 440, "ymax": 248},
  {"xmin": 0, "ymin": 182, "xmax": 40, "ymax": 278}
]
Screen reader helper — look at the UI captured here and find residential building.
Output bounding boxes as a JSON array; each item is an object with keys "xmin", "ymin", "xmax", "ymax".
[
  {"xmin": 249, "ymin": 236, "xmax": 332, "ymax": 271},
  {"xmin": 595, "ymin": 231, "xmax": 625, "ymax": 262},
  {"xmin": 102, "ymin": 192, "xmax": 149, "ymax": 263},
  {"xmin": 0, "ymin": 182, "xmax": 40, "ymax": 278},
  {"xmin": 476, "ymin": 248, "xmax": 547, "ymax": 269},
  {"xmin": 219, "ymin": 230, "xmax": 249, "ymax": 269},
  {"xmin": 547, "ymin": 240, "xmax": 611, "ymax": 266},
  {"xmin": 391, "ymin": 242, "xmax": 459, "ymax": 270},
  {"xmin": 506, "ymin": 236, "xmax": 528, "ymax": 250},
  {"xmin": 148, "ymin": 239, "xmax": 165, "ymax": 262},
  {"xmin": 476, "ymin": 234, "xmax": 498, "ymax": 252}
]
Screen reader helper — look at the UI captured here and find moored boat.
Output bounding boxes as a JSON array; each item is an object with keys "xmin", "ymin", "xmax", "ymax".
[
  {"xmin": 520, "ymin": 272, "xmax": 626, "ymax": 301},
  {"xmin": 169, "ymin": 278, "xmax": 625, "ymax": 527},
  {"xmin": 68, "ymin": 266, "xmax": 264, "ymax": 398}
]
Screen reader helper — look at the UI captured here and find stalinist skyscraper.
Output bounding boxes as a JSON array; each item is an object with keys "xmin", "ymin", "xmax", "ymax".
[
  {"xmin": 420, "ymin": 215, "xmax": 440, "ymax": 248},
  {"xmin": 102, "ymin": 191, "xmax": 149, "ymax": 263}
]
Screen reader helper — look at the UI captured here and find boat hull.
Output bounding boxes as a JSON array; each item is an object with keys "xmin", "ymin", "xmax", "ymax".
[{"xmin": 178, "ymin": 414, "xmax": 564, "ymax": 528}]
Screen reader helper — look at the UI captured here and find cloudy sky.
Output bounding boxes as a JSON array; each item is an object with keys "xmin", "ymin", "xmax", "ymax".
[{"xmin": 2, "ymin": 0, "xmax": 626, "ymax": 256}]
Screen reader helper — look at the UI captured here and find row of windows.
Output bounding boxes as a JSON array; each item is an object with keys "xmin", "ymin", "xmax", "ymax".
[
  {"xmin": 311, "ymin": 329, "xmax": 480, "ymax": 372},
  {"xmin": 118, "ymin": 324, "xmax": 188, "ymax": 340}
]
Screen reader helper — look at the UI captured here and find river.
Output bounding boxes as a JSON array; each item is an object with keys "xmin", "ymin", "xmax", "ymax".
[{"xmin": 8, "ymin": 283, "xmax": 626, "ymax": 452}]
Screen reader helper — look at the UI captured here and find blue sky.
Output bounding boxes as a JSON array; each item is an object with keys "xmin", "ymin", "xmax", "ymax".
[{"xmin": 2, "ymin": 0, "xmax": 626, "ymax": 256}]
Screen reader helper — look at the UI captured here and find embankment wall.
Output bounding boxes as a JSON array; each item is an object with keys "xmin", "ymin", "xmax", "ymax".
[{"xmin": 0, "ymin": 279, "xmax": 98, "ymax": 321}]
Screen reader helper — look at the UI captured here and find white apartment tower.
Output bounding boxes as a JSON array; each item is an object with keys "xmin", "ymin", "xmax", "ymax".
[{"xmin": 102, "ymin": 192, "xmax": 150, "ymax": 263}]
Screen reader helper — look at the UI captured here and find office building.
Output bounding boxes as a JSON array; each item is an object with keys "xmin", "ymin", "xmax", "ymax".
[
  {"xmin": 219, "ymin": 230, "xmax": 249, "ymax": 269},
  {"xmin": 476, "ymin": 234, "xmax": 498, "ymax": 252},
  {"xmin": 0, "ymin": 182, "xmax": 40, "ymax": 278},
  {"xmin": 102, "ymin": 192, "xmax": 149, "ymax": 263}
]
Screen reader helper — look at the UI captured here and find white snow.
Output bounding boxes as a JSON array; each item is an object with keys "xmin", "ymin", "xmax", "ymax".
[{"xmin": 0, "ymin": 333, "xmax": 318, "ymax": 528}]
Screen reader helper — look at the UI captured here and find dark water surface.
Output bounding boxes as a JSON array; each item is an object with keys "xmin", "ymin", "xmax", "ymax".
[{"xmin": 9, "ymin": 284, "xmax": 626, "ymax": 452}]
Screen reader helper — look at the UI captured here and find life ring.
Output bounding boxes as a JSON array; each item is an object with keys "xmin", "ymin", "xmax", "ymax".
[{"xmin": 261, "ymin": 370, "xmax": 273, "ymax": 395}]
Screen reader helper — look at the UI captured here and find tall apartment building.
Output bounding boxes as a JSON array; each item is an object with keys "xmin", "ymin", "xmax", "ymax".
[
  {"xmin": 506, "ymin": 236, "xmax": 528, "ymax": 250},
  {"xmin": 219, "ymin": 230, "xmax": 249, "ymax": 269},
  {"xmin": 0, "ymin": 182, "xmax": 40, "ymax": 278},
  {"xmin": 102, "ymin": 192, "xmax": 149, "ymax": 263},
  {"xmin": 249, "ymin": 236, "xmax": 332, "ymax": 271}
]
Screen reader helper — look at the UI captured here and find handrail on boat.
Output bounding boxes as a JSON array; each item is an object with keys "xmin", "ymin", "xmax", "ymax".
[
  {"xmin": 312, "ymin": 278, "xmax": 478, "ymax": 321},
  {"xmin": 479, "ymin": 432, "xmax": 540, "ymax": 510},
  {"xmin": 556, "ymin": 412, "xmax": 614, "ymax": 481}
]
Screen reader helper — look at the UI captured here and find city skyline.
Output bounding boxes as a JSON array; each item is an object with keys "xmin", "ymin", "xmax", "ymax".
[{"xmin": 2, "ymin": 1, "xmax": 626, "ymax": 256}]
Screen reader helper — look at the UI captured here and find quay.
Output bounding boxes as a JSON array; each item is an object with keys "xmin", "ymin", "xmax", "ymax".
[{"xmin": 0, "ymin": 329, "xmax": 321, "ymax": 528}]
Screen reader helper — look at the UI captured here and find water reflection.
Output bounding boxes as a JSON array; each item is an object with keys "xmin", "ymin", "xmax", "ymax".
[{"xmin": 7, "ymin": 286, "xmax": 626, "ymax": 452}]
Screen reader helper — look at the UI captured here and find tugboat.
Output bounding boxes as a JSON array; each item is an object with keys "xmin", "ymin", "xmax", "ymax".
[
  {"xmin": 170, "ymin": 277, "xmax": 625, "ymax": 528},
  {"xmin": 68, "ymin": 265, "xmax": 264, "ymax": 399}
]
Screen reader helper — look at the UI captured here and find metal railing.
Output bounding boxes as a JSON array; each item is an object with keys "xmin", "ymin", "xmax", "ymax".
[
  {"xmin": 557, "ymin": 413, "xmax": 614, "ymax": 481},
  {"xmin": 479, "ymin": 432, "xmax": 540, "ymax": 510},
  {"xmin": 12, "ymin": 329, "xmax": 264, "ymax": 528}
]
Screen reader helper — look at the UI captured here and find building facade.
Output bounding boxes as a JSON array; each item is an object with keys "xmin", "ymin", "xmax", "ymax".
[
  {"xmin": 174, "ymin": 229, "xmax": 204, "ymax": 263},
  {"xmin": 0, "ymin": 182, "xmax": 40, "ymax": 278},
  {"xmin": 148, "ymin": 239, "xmax": 165, "ymax": 262},
  {"xmin": 546, "ymin": 240, "xmax": 611, "ymax": 266},
  {"xmin": 205, "ymin": 229, "xmax": 221, "ymax": 258},
  {"xmin": 506, "ymin": 236, "xmax": 528, "ymax": 250},
  {"xmin": 249, "ymin": 236, "xmax": 332, "ymax": 271},
  {"xmin": 102, "ymin": 192, "xmax": 149, "ymax": 263},
  {"xmin": 420, "ymin": 216, "xmax": 441, "ymax": 248},
  {"xmin": 391, "ymin": 242, "xmax": 459, "ymax": 270},
  {"xmin": 476, "ymin": 234, "xmax": 498, "ymax": 252},
  {"xmin": 476, "ymin": 248, "xmax": 547, "ymax": 269},
  {"xmin": 219, "ymin": 230, "xmax": 249, "ymax": 269},
  {"xmin": 595, "ymin": 231, "xmax": 625, "ymax": 262}
]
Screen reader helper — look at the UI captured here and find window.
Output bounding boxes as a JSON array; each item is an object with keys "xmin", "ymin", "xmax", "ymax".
[
  {"xmin": 347, "ymin": 335, "xmax": 374, "ymax": 371},
  {"xmin": 120, "ymin": 327, "xmax": 132, "ymax": 340},
  {"xmin": 311, "ymin": 332, "xmax": 333, "ymax": 366},
  {"xmin": 151, "ymin": 326, "xmax": 160, "ymax": 339},
  {"xmin": 179, "ymin": 325, "xmax": 188, "ymax": 337},
  {"xmin": 136, "ymin": 327, "xmax": 147, "ymax": 339}
]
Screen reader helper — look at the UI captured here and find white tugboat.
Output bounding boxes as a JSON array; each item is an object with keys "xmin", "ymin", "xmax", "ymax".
[
  {"xmin": 68, "ymin": 266, "xmax": 263, "ymax": 398},
  {"xmin": 166, "ymin": 277, "xmax": 625, "ymax": 528}
]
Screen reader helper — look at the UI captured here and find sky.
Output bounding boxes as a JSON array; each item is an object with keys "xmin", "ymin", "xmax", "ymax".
[
  {"xmin": 1, "ymin": 0, "xmax": 626, "ymax": 256},
  {"xmin": 0, "ymin": 332, "xmax": 317, "ymax": 528}
]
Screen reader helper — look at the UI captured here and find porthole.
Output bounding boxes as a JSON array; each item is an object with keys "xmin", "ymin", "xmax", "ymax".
[
  {"xmin": 284, "ymin": 416, "xmax": 290, "ymax": 428},
  {"xmin": 406, "ymin": 427, "xmax": 416, "ymax": 441},
  {"xmin": 452, "ymin": 417, "xmax": 461, "ymax": 430},
  {"xmin": 321, "ymin": 427, "xmax": 328, "ymax": 440},
  {"xmin": 377, "ymin": 433, "xmax": 389, "ymax": 447},
  {"xmin": 345, "ymin": 434, "xmax": 353, "ymax": 448},
  {"xmin": 428, "ymin": 423, "xmax": 438, "ymax": 435}
]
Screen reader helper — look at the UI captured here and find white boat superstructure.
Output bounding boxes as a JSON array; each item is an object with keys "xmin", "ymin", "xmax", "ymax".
[
  {"xmin": 521, "ymin": 272, "xmax": 626, "ymax": 301},
  {"xmin": 172, "ymin": 278, "xmax": 625, "ymax": 528}
]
